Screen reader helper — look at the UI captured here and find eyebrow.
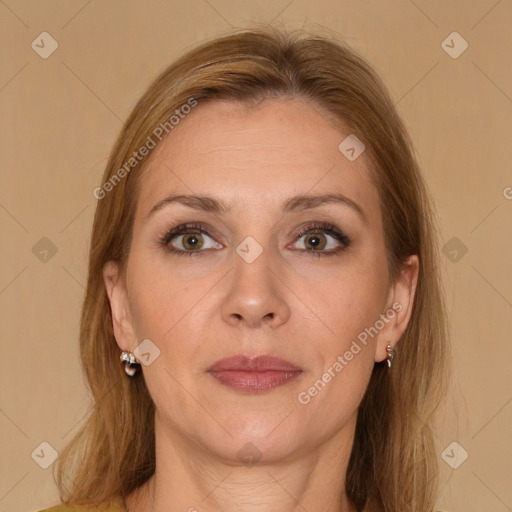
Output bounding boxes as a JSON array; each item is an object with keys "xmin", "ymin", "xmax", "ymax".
[{"xmin": 148, "ymin": 192, "xmax": 368, "ymax": 224}]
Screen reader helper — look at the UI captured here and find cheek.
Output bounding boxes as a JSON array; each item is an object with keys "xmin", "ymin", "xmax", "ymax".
[
  {"xmin": 126, "ymin": 250, "xmax": 182, "ymax": 339},
  {"xmin": 309, "ymin": 260, "xmax": 388, "ymax": 341},
  {"xmin": 126, "ymin": 249, "xmax": 216, "ymax": 360},
  {"xmin": 295, "ymin": 268, "xmax": 382, "ymax": 423}
]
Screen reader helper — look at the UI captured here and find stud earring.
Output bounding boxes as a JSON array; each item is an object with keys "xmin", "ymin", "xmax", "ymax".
[
  {"xmin": 120, "ymin": 351, "xmax": 141, "ymax": 377},
  {"xmin": 386, "ymin": 343, "xmax": 394, "ymax": 368}
]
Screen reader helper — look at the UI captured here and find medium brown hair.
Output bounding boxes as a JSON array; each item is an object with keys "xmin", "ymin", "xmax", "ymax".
[{"xmin": 55, "ymin": 26, "xmax": 451, "ymax": 512}]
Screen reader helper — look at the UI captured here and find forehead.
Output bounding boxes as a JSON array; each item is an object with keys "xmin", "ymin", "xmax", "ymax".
[{"xmin": 136, "ymin": 98, "xmax": 380, "ymax": 220}]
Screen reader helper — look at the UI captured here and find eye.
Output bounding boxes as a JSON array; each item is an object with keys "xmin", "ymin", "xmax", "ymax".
[
  {"xmin": 158, "ymin": 221, "xmax": 351, "ymax": 258},
  {"xmin": 289, "ymin": 222, "xmax": 351, "ymax": 257},
  {"xmin": 159, "ymin": 223, "xmax": 222, "ymax": 256}
]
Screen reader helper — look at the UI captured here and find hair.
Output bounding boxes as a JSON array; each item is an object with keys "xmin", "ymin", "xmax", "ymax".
[{"xmin": 55, "ymin": 25, "xmax": 451, "ymax": 512}]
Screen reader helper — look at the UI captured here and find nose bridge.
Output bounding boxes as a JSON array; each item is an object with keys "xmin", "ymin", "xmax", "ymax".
[{"xmin": 221, "ymin": 238, "xmax": 290, "ymax": 327}]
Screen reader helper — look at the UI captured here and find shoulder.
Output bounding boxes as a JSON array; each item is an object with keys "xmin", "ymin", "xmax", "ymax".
[{"xmin": 36, "ymin": 498, "xmax": 125, "ymax": 512}]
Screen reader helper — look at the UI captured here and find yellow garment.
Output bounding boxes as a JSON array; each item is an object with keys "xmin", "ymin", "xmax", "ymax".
[
  {"xmin": 37, "ymin": 497, "xmax": 439, "ymax": 512},
  {"xmin": 37, "ymin": 498, "xmax": 125, "ymax": 512},
  {"xmin": 38, "ymin": 497, "xmax": 372, "ymax": 511}
]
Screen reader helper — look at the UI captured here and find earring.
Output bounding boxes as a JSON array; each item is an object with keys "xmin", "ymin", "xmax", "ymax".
[
  {"xmin": 386, "ymin": 343, "xmax": 394, "ymax": 368},
  {"xmin": 120, "ymin": 351, "xmax": 141, "ymax": 377}
]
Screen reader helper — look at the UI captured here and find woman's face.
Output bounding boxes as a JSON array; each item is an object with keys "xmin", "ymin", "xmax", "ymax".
[{"xmin": 104, "ymin": 97, "xmax": 418, "ymax": 463}]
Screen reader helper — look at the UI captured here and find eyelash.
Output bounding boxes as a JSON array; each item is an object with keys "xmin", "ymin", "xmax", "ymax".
[{"xmin": 158, "ymin": 221, "xmax": 351, "ymax": 258}]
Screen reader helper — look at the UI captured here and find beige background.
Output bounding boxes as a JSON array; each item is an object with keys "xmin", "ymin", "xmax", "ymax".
[{"xmin": 0, "ymin": 1, "xmax": 511, "ymax": 511}]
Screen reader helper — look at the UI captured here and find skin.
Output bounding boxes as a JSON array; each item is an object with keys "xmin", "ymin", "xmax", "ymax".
[{"xmin": 103, "ymin": 97, "xmax": 419, "ymax": 512}]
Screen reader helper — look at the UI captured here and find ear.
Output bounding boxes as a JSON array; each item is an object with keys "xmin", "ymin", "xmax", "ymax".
[
  {"xmin": 375, "ymin": 254, "xmax": 419, "ymax": 363},
  {"xmin": 103, "ymin": 261, "xmax": 137, "ymax": 352}
]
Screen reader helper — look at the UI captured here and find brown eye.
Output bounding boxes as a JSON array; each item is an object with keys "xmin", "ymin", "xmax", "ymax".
[
  {"xmin": 181, "ymin": 233, "xmax": 204, "ymax": 250},
  {"xmin": 303, "ymin": 232, "xmax": 327, "ymax": 250},
  {"xmin": 290, "ymin": 222, "xmax": 351, "ymax": 257},
  {"xmin": 159, "ymin": 223, "xmax": 223, "ymax": 256}
]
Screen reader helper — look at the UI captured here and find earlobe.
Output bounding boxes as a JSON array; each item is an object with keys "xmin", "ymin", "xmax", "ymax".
[
  {"xmin": 102, "ymin": 261, "xmax": 136, "ymax": 351},
  {"xmin": 375, "ymin": 254, "xmax": 420, "ymax": 363}
]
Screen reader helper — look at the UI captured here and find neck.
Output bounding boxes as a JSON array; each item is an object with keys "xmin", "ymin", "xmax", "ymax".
[{"xmin": 125, "ymin": 411, "xmax": 358, "ymax": 512}]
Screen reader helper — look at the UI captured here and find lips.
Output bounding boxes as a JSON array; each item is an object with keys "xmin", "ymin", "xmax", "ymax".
[
  {"xmin": 208, "ymin": 355, "xmax": 302, "ymax": 373},
  {"xmin": 207, "ymin": 355, "xmax": 303, "ymax": 393}
]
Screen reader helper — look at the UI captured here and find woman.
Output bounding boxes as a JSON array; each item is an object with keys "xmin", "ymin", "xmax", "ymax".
[{"xmin": 40, "ymin": 26, "xmax": 450, "ymax": 512}]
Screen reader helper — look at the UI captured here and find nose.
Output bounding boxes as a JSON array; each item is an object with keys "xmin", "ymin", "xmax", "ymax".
[{"xmin": 220, "ymin": 248, "xmax": 291, "ymax": 329}]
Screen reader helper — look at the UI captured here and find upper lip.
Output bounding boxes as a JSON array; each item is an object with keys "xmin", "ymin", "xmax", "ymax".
[{"xmin": 207, "ymin": 355, "xmax": 303, "ymax": 373}]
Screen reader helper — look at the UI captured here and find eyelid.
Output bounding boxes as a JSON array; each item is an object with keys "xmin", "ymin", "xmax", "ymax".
[{"xmin": 159, "ymin": 222, "xmax": 221, "ymax": 246}]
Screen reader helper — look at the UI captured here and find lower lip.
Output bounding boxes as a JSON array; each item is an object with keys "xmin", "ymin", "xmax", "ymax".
[{"xmin": 208, "ymin": 370, "xmax": 302, "ymax": 393}]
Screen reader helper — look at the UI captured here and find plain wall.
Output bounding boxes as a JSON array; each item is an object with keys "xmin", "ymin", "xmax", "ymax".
[{"xmin": 0, "ymin": 1, "xmax": 510, "ymax": 511}]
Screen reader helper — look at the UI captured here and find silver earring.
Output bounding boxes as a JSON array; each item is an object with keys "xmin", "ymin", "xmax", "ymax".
[
  {"xmin": 386, "ymin": 343, "xmax": 394, "ymax": 368},
  {"xmin": 120, "ymin": 351, "xmax": 141, "ymax": 377}
]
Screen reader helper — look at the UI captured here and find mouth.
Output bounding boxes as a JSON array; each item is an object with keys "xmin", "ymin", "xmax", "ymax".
[{"xmin": 207, "ymin": 355, "xmax": 303, "ymax": 394}]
